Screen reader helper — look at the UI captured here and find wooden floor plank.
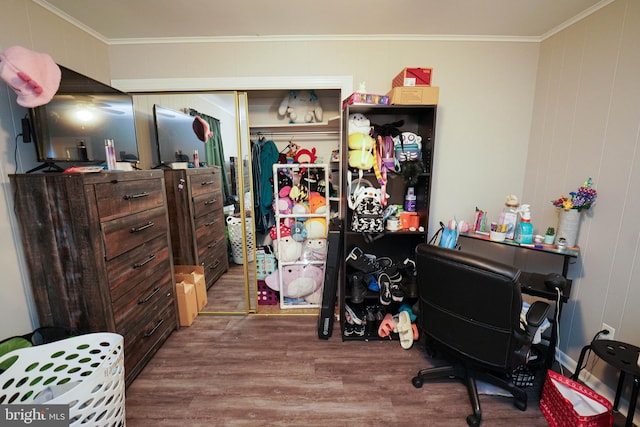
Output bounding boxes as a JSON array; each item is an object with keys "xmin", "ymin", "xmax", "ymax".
[{"xmin": 125, "ymin": 315, "xmax": 550, "ymax": 426}]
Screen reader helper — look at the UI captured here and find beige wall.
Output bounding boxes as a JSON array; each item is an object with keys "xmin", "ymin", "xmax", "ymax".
[
  {"xmin": 2, "ymin": 0, "xmax": 636, "ymax": 416},
  {"xmin": 524, "ymin": 0, "xmax": 640, "ymax": 403},
  {"xmin": 0, "ymin": 0, "xmax": 111, "ymax": 338}
]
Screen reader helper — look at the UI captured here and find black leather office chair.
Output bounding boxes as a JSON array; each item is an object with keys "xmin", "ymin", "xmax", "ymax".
[{"xmin": 411, "ymin": 244, "xmax": 550, "ymax": 427}]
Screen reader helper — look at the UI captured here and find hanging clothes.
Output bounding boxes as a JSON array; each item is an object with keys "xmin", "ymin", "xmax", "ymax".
[{"xmin": 251, "ymin": 136, "xmax": 279, "ymax": 233}]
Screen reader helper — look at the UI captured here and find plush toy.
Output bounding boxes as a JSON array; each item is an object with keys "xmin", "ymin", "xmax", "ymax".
[
  {"xmin": 301, "ymin": 238, "xmax": 328, "ymax": 262},
  {"xmin": 290, "ymin": 221, "xmax": 308, "ymax": 242},
  {"xmin": 348, "ymin": 113, "xmax": 371, "ymax": 135},
  {"xmin": 265, "ymin": 264, "xmax": 324, "ymax": 301},
  {"xmin": 273, "ymin": 196, "xmax": 293, "ymax": 227},
  {"xmin": 289, "ymin": 183, "xmax": 309, "ymax": 203},
  {"xmin": 278, "ymin": 90, "xmax": 323, "ymax": 124},
  {"xmin": 292, "ymin": 202, "xmax": 309, "ymax": 219},
  {"xmin": 305, "ymin": 217, "xmax": 327, "ymax": 239},
  {"xmin": 273, "ymin": 235, "xmax": 302, "ymax": 262},
  {"xmin": 294, "ymin": 147, "xmax": 317, "ymax": 164},
  {"xmin": 308, "ymin": 192, "xmax": 327, "ymax": 214},
  {"xmin": 276, "ymin": 170, "xmax": 293, "ymax": 196},
  {"xmin": 348, "ymin": 133, "xmax": 375, "ymax": 170}
]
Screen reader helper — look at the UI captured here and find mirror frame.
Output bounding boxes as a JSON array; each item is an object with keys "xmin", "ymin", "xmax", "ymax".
[{"xmin": 116, "ymin": 77, "xmax": 353, "ymax": 315}]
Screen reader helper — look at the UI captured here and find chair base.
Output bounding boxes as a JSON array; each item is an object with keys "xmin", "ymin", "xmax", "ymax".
[{"xmin": 412, "ymin": 364, "xmax": 528, "ymax": 427}]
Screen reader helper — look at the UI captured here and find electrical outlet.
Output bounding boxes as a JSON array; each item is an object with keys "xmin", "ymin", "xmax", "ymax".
[{"xmin": 601, "ymin": 323, "xmax": 615, "ymax": 340}]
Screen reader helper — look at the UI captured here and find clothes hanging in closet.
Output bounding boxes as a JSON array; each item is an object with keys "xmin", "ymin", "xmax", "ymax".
[{"xmin": 251, "ymin": 135, "xmax": 279, "ymax": 234}]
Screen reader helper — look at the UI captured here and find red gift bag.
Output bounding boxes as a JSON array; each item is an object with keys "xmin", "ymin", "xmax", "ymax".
[{"xmin": 540, "ymin": 370, "xmax": 613, "ymax": 427}]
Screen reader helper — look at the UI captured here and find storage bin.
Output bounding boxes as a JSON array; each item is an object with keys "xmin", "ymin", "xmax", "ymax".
[
  {"xmin": 0, "ymin": 332, "xmax": 125, "ymax": 426},
  {"xmin": 227, "ymin": 215, "xmax": 255, "ymax": 264}
]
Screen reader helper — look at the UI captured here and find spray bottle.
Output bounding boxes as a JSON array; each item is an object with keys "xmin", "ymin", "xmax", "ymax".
[{"xmin": 515, "ymin": 204, "xmax": 534, "ymax": 244}]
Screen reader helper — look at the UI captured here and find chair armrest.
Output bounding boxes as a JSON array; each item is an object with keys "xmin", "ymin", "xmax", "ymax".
[{"xmin": 526, "ymin": 301, "xmax": 550, "ymax": 328}]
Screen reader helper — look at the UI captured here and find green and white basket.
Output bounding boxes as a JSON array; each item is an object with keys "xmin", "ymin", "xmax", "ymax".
[{"xmin": 0, "ymin": 332, "xmax": 125, "ymax": 426}]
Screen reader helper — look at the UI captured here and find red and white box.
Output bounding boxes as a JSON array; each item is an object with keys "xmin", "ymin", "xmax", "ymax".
[{"xmin": 392, "ymin": 67, "xmax": 433, "ymax": 87}]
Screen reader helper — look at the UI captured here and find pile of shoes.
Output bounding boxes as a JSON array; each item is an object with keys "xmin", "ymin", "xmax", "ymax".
[
  {"xmin": 345, "ymin": 246, "xmax": 416, "ymax": 305},
  {"xmin": 377, "ymin": 303, "xmax": 420, "ymax": 349}
]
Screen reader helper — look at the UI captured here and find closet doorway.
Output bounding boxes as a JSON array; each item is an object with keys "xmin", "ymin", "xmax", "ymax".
[{"xmin": 119, "ymin": 76, "xmax": 352, "ymax": 315}]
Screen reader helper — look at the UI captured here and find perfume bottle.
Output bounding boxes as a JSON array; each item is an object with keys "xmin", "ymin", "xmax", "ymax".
[{"xmin": 104, "ymin": 139, "xmax": 117, "ymax": 170}]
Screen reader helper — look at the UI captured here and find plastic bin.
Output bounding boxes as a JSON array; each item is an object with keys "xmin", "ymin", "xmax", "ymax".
[
  {"xmin": 0, "ymin": 332, "xmax": 125, "ymax": 426},
  {"xmin": 227, "ymin": 215, "xmax": 254, "ymax": 264}
]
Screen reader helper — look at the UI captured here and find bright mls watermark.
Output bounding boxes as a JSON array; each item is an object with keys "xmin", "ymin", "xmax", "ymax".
[{"xmin": 1, "ymin": 405, "xmax": 68, "ymax": 426}]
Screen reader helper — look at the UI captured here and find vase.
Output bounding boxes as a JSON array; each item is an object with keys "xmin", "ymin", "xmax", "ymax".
[{"xmin": 556, "ymin": 209, "xmax": 581, "ymax": 247}]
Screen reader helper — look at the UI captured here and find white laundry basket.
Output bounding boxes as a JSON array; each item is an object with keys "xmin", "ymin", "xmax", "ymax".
[
  {"xmin": 0, "ymin": 332, "xmax": 125, "ymax": 427},
  {"xmin": 227, "ymin": 215, "xmax": 254, "ymax": 264}
]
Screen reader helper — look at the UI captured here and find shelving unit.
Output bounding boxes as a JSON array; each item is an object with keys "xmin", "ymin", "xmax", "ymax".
[
  {"xmin": 340, "ymin": 103, "xmax": 437, "ymax": 341},
  {"xmin": 271, "ymin": 163, "xmax": 331, "ymax": 309}
]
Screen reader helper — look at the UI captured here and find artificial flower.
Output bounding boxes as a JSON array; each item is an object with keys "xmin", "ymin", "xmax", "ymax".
[{"xmin": 551, "ymin": 177, "xmax": 597, "ymax": 212}]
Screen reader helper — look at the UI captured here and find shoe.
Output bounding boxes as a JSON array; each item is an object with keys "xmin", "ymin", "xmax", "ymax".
[
  {"xmin": 378, "ymin": 273, "xmax": 392, "ymax": 306},
  {"xmin": 346, "ymin": 247, "xmax": 379, "ymax": 273},
  {"xmin": 366, "ymin": 274, "xmax": 379, "ymax": 292},
  {"xmin": 343, "ymin": 322, "xmax": 355, "ymax": 336},
  {"xmin": 378, "ymin": 313, "xmax": 395, "ymax": 338},
  {"xmin": 396, "ymin": 311, "xmax": 414, "ymax": 349},
  {"xmin": 345, "ymin": 303, "xmax": 365, "ymax": 325},
  {"xmin": 365, "ymin": 306, "xmax": 376, "ymax": 337},
  {"xmin": 399, "ymin": 258, "xmax": 417, "ymax": 298},
  {"xmin": 390, "ymin": 282, "xmax": 405, "ymax": 302},
  {"xmin": 353, "ymin": 324, "xmax": 366, "ymax": 337},
  {"xmin": 349, "ymin": 272, "xmax": 367, "ymax": 304}
]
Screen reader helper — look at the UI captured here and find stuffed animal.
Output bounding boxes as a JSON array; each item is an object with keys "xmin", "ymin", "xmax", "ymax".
[
  {"xmin": 290, "ymin": 221, "xmax": 308, "ymax": 242},
  {"xmin": 301, "ymin": 238, "xmax": 328, "ymax": 262},
  {"xmin": 305, "ymin": 217, "xmax": 327, "ymax": 239},
  {"xmin": 273, "ymin": 235, "xmax": 303, "ymax": 262},
  {"xmin": 278, "ymin": 90, "xmax": 323, "ymax": 124},
  {"xmin": 308, "ymin": 192, "xmax": 327, "ymax": 214},
  {"xmin": 294, "ymin": 147, "xmax": 317, "ymax": 164},
  {"xmin": 348, "ymin": 113, "xmax": 371, "ymax": 135},
  {"xmin": 265, "ymin": 264, "xmax": 324, "ymax": 301}
]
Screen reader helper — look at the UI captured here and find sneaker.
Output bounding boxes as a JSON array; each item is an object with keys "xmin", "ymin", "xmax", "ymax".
[
  {"xmin": 353, "ymin": 324, "xmax": 366, "ymax": 337},
  {"xmin": 349, "ymin": 272, "xmax": 367, "ymax": 304},
  {"xmin": 366, "ymin": 274, "xmax": 379, "ymax": 292},
  {"xmin": 343, "ymin": 322, "xmax": 355, "ymax": 336},
  {"xmin": 390, "ymin": 282, "xmax": 405, "ymax": 302},
  {"xmin": 346, "ymin": 247, "xmax": 379, "ymax": 273},
  {"xmin": 378, "ymin": 273, "xmax": 392, "ymax": 305},
  {"xmin": 345, "ymin": 303, "xmax": 365, "ymax": 325}
]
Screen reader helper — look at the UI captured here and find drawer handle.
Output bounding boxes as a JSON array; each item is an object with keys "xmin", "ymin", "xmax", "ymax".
[
  {"xmin": 211, "ymin": 259, "xmax": 221, "ymax": 269},
  {"xmin": 204, "ymin": 198, "xmax": 217, "ymax": 206},
  {"xmin": 201, "ymin": 180, "xmax": 215, "ymax": 186},
  {"xmin": 205, "ymin": 220, "xmax": 218, "ymax": 227},
  {"xmin": 130, "ymin": 221, "xmax": 154, "ymax": 233},
  {"xmin": 133, "ymin": 253, "xmax": 156, "ymax": 269},
  {"xmin": 207, "ymin": 239, "xmax": 221, "ymax": 249},
  {"xmin": 138, "ymin": 286, "xmax": 160, "ymax": 304},
  {"xmin": 144, "ymin": 318, "xmax": 164, "ymax": 338},
  {"xmin": 123, "ymin": 192, "xmax": 150, "ymax": 200}
]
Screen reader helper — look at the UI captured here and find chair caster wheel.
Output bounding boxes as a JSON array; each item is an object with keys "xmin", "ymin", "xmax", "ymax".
[
  {"xmin": 412, "ymin": 376, "xmax": 423, "ymax": 388},
  {"xmin": 466, "ymin": 414, "xmax": 480, "ymax": 427},
  {"xmin": 514, "ymin": 398, "xmax": 527, "ymax": 411}
]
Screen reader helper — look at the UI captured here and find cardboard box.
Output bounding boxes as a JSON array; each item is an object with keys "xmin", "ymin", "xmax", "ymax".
[
  {"xmin": 392, "ymin": 67, "xmax": 433, "ymax": 87},
  {"xmin": 175, "ymin": 281, "xmax": 198, "ymax": 326},
  {"xmin": 175, "ymin": 265, "xmax": 207, "ymax": 311},
  {"xmin": 342, "ymin": 92, "xmax": 390, "ymax": 109},
  {"xmin": 387, "ymin": 86, "xmax": 439, "ymax": 105}
]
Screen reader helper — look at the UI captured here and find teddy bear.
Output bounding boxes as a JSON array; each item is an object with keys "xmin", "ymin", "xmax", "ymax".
[
  {"xmin": 278, "ymin": 90, "xmax": 323, "ymax": 124},
  {"xmin": 264, "ymin": 264, "xmax": 324, "ymax": 303}
]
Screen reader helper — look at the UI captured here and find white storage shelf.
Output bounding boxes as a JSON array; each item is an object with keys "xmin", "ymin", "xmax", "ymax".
[{"xmin": 271, "ymin": 163, "xmax": 331, "ymax": 309}]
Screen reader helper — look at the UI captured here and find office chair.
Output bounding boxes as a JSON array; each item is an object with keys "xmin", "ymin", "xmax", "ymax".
[{"xmin": 411, "ymin": 244, "xmax": 550, "ymax": 427}]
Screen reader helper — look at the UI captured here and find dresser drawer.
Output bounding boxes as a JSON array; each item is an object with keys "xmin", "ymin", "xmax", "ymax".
[
  {"xmin": 113, "ymin": 270, "xmax": 174, "ymax": 332},
  {"xmin": 199, "ymin": 242, "xmax": 228, "ymax": 287},
  {"xmin": 122, "ymin": 302, "xmax": 176, "ymax": 387},
  {"xmin": 95, "ymin": 178, "xmax": 165, "ymax": 221},
  {"xmin": 189, "ymin": 170, "xmax": 221, "ymax": 197},
  {"xmin": 102, "ymin": 206, "xmax": 169, "ymax": 260},
  {"xmin": 195, "ymin": 212, "xmax": 226, "ymax": 247},
  {"xmin": 107, "ymin": 235, "xmax": 173, "ymax": 303},
  {"xmin": 192, "ymin": 192, "xmax": 223, "ymax": 218}
]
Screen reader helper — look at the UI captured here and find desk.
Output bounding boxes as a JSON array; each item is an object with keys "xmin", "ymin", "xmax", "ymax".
[
  {"xmin": 572, "ymin": 340, "xmax": 640, "ymax": 427},
  {"xmin": 459, "ymin": 232, "xmax": 580, "ymax": 370}
]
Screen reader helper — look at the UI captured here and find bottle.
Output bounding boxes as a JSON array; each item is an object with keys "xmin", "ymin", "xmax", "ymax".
[
  {"xmin": 193, "ymin": 150, "xmax": 200, "ymax": 168},
  {"xmin": 515, "ymin": 204, "xmax": 534, "ymax": 244},
  {"xmin": 404, "ymin": 187, "xmax": 416, "ymax": 212},
  {"xmin": 77, "ymin": 140, "xmax": 88, "ymax": 161},
  {"xmin": 104, "ymin": 139, "xmax": 117, "ymax": 170}
]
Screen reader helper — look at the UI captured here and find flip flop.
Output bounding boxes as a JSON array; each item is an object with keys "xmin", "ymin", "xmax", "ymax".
[
  {"xmin": 377, "ymin": 313, "xmax": 395, "ymax": 339},
  {"xmin": 396, "ymin": 311, "xmax": 414, "ymax": 350}
]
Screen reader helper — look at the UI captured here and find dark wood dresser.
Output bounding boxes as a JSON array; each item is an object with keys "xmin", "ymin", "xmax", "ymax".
[
  {"xmin": 9, "ymin": 170, "xmax": 178, "ymax": 387},
  {"xmin": 164, "ymin": 167, "xmax": 229, "ymax": 289}
]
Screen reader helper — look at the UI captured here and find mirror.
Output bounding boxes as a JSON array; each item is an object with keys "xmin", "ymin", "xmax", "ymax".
[{"xmin": 132, "ymin": 91, "xmax": 255, "ymax": 314}]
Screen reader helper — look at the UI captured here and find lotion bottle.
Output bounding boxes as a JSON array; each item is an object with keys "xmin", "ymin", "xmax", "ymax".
[
  {"xmin": 515, "ymin": 204, "xmax": 534, "ymax": 244},
  {"xmin": 104, "ymin": 139, "xmax": 117, "ymax": 170},
  {"xmin": 193, "ymin": 150, "xmax": 200, "ymax": 168},
  {"xmin": 404, "ymin": 187, "xmax": 416, "ymax": 212}
]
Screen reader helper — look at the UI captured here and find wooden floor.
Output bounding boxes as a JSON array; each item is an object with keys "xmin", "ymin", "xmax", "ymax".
[{"xmin": 125, "ymin": 314, "xmax": 552, "ymax": 426}]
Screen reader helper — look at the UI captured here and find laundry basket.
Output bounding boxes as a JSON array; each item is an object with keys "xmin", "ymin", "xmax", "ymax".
[
  {"xmin": 227, "ymin": 215, "xmax": 255, "ymax": 264},
  {"xmin": 0, "ymin": 332, "xmax": 125, "ymax": 427}
]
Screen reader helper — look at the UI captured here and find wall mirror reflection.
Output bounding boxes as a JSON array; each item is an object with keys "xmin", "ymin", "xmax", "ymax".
[{"xmin": 131, "ymin": 88, "xmax": 342, "ymax": 316}]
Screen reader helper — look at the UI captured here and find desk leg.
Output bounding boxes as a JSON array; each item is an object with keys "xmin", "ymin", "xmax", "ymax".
[
  {"xmin": 614, "ymin": 371, "xmax": 626, "ymax": 412},
  {"xmin": 626, "ymin": 376, "xmax": 639, "ymax": 427},
  {"xmin": 562, "ymin": 255, "xmax": 570, "ymax": 277}
]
